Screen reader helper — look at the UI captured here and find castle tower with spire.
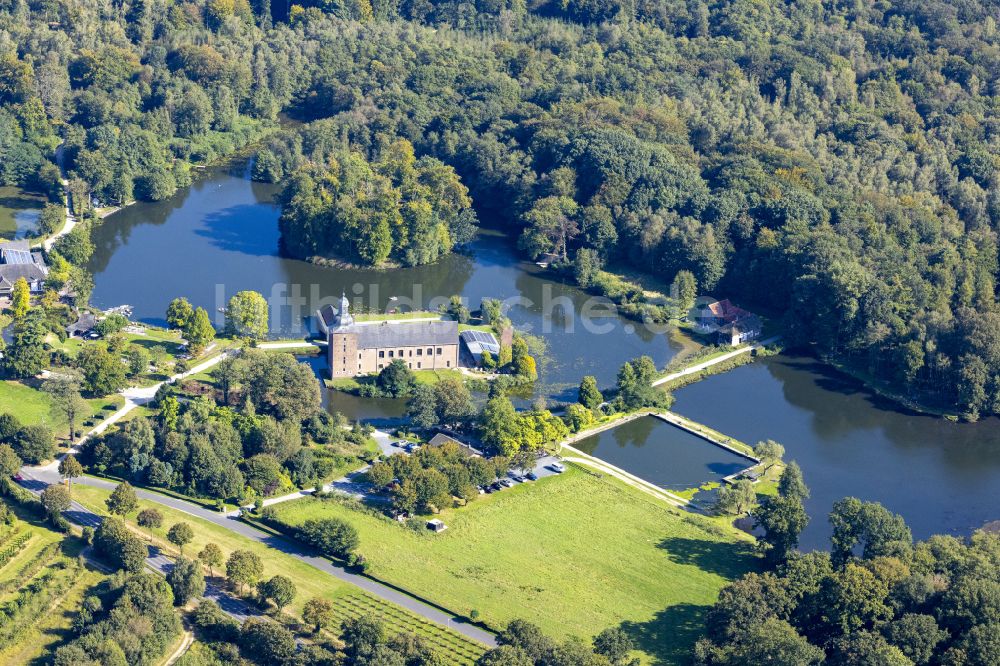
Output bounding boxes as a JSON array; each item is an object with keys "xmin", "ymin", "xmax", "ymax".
[
  {"xmin": 335, "ymin": 291, "xmax": 354, "ymax": 328},
  {"xmin": 317, "ymin": 290, "xmax": 459, "ymax": 379}
]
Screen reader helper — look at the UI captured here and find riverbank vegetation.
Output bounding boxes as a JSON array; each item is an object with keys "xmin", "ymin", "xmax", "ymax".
[
  {"xmin": 3, "ymin": 0, "xmax": 1000, "ymax": 416},
  {"xmin": 262, "ymin": 465, "xmax": 757, "ymax": 664},
  {"xmin": 696, "ymin": 496, "xmax": 1000, "ymax": 666}
]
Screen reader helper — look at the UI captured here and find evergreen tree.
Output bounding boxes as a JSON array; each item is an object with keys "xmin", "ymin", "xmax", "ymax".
[
  {"xmin": 777, "ymin": 461, "xmax": 809, "ymax": 502},
  {"xmin": 184, "ymin": 306, "xmax": 215, "ymax": 355},
  {"xmin": 578, "ymin": 375, "xmax": 604, "ymax": 410}
]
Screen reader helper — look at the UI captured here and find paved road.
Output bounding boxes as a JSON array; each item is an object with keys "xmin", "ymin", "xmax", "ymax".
[
  {"xmin": 20, "ymin": 468, "xmax": 495, "ymax": 646},
  {"xmin": 16, "ymin": 476, "xmax": 263, "ymax": 625},
  {"xmin": 41, "ymin": 144, "xmax": 77, "ymax": 252},
  {"xmin": 18, "ymin": 344, "xmax": 502, "ymax": 647},
  {"xmin": 146, "ymin": 546, "xmax": 260, "ymax": 622}
]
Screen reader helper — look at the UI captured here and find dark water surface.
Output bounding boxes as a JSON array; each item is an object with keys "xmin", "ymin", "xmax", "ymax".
[
  {"xmin": 573, "ymin": 416, "xmax": 752, "ymax": 490},
  {"xmin": 0, "ymin": 186, "xmax": 44, "ymax": 239},
  {"xmin": 672, "ymin": 355, "xmax": 1000, "ymax": 549},
  {"xmin": 86, "ymin": 161, "xmax": 1000, "ymax": 546},
  {"xmin": 86, "ymin": 161, "xmax": 681, "ymax": 400}
]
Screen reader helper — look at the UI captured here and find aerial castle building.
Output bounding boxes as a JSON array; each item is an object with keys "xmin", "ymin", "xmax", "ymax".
[{"xmin": 319, "ymin": 294, "xmax": 460, "ymax": 378}]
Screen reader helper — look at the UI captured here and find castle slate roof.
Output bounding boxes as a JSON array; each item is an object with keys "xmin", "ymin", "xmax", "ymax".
[
  {"xmin": 348, "ymin": 320, "xmax": 459, "ymax": 349},
  {"xmin": 318, "ymin": 304, "xmax": 337, "ymax": 328}
]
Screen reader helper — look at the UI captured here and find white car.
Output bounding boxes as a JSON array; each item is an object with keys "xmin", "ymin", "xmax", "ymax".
[{"xmin": 549, "ymin": 462, "xmax": 566, "ymax": 473}]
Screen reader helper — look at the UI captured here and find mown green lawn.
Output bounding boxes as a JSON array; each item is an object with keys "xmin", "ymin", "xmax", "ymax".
[
  {"xmin": 326, "ymin": 368, "xmax": 466, "ymax": 392},
  {"xmin": 0, "ymin": 379, "xmax": 123, "ymax": 442},
  {"xmin": 0, "ymin": 380, "xmax": 53, "ymax": 427},
  {"xmin": 268, "ymin": 468, "xmax": 759, "ymax": 664}
]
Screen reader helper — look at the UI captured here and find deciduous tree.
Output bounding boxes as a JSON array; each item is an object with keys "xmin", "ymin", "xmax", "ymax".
[
  {"xmin": 41, "ymin": 483, "xmax": 71, "ymax": 519},
  {"xmin": 225, "ymin": 291, "xmax": 269, "ymax": 342},
  {"xmin": 226, "ymin": 549, "xmax": 263, "ymax": 594},
  {"xmin": 136, "ymin": 508, "xmax": 163, "ymax": 540},
  {"xmin": 716, "ymin": 479, "xmax": 757, "ymax": 515},
  {"xmin": 10, "ymin": 277, "xmax": 30, "ymax": 319},
  {"xmin": 167, "ymin": 521, "xmax": 194, "ymax": 554},
  {"xmin": 258, "ymin": 574, "xmax": 295, "ymax": 610},
  {"xmin": 302, "ymin": 597, "xmax": 334, "ymax": 633},
  {"xmin": 0, "ymin": 444, "xmax": 21, "ymax": 478},
  {"xmin": 754, "ymin": 495, "xmax": 808, "ymax": 565},
  {"xmin": 184, "ymin": 307, "xmax": 215, "ymax": 355},
  {"xmin": 754, "ymin": 440, "xmax": 785, "ymax": 470},
  {"xmin": 198, "ymin": 542, "xmax": 223, "ymax": 578},
  {"xmin": 106, "ymin": 481, "xmax": 138, "ymax": 516},
  {"xmin": 166, "ymin": 298, "xmax": 193, "ymax": 330},
  {"xmin": 167, "ymin": 556, "xmax": 205, "ymax": 605},
  {"xmin": 58, "ymin": 454, "xmax": 83, "ymax": 490}
]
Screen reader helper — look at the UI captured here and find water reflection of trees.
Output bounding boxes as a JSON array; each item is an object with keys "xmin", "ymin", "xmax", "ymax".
[
  {"xmin": 612, "ymin": 416, "xmax": 656, "ymax": 449},
  {"xmin": 766, "ymin": 355, "xmax": 1000, "ymax": 468},
  {"xmin": 86, "ymin": 179, "xmax": 191, "ymax": 274}
]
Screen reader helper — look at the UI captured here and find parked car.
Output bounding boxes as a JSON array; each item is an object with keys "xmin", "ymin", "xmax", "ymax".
[
  {"xmin": 392, "ymin": 440, "xmax": 405, "ymax": 448},
  {"xmin": 525, "ymin": 471, "xmax": 538, "ymax": 481},
  {"xmin": 549, "ymin": 462, "xmax": 567, "ymax": 473},
  {"xmin": 499, "ymin": 478, "xmax": 515, "ymax": 488},
  {"xmin": 508, "ymin": 472, "xmax": 525, "ymax": 482}
]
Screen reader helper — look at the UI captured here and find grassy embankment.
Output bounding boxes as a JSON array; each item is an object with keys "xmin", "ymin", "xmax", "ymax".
[
  {"xmin": 68, "ymin": 485, "xmax": 487, "ymax": 665},
  {"xmin": 326, "ymin": 368, "xmax": 466, "ymax": 392},
  {"xmin": 0, "ymin": 379, "xmax": 123, "ymax": 442},
  {"xmin": 265, "ymin": 467, "xmax": 759, "ymax": 665}
]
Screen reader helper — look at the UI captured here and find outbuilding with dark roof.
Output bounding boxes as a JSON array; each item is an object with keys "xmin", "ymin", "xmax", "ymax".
[{"xmin": 0, "ymin": 240, "xmax": 48, "ymax": 296}]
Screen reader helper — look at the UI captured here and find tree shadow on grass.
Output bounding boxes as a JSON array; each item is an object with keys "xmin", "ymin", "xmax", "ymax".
[
  {"xmin": 619, "ymin": 603, "xmax": 708, "ymax": 666},
  {"xmin": 128, "ymin": 337, "xmax": 183, "ymax": 354},
  {"xmin": 657, "ymin": 536, "xmax": 760, "ymax": 580}
]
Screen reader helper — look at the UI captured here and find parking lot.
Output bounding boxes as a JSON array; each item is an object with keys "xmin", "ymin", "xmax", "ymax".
[{"xmin": 383, "ymin": 436, "xmax": 567, "ymax": 495}]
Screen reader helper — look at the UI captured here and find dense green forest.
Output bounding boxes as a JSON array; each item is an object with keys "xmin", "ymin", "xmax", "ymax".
[
  {"xmin": 3, "ymin": 0, "xmax": 1000, "ymax": 414},
  {"xmin": 695, "ymin": 484, "xmax": 1000, "ymax": 666}
]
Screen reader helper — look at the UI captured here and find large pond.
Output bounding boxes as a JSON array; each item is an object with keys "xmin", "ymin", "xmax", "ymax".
[
  {"xmin": 573, "ymin": 416, "xmax": 753, "ymax": 490},
  {"xmin": 672, "ymin": 355, "xmax": 1000, "ymax": 549},
  {"xmin": 86, "ymin": 160, "xmax": 682, "ymax": 401},
  {"xmin": 85, "ymin": 160, "xmax": 1000, "ymax": 546},
  {"xmin": 0, "ymin": 186, "xmax": 45, "ymax": 240}
]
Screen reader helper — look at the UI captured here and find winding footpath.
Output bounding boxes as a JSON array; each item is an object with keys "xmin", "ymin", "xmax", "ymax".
[
  {"xmin": 41, "ymin": 144, "xmax": 77, "ymax": 252},
  {"xmin": 651, "ymin": 335, "xmax": 778, "ymax": 387},
  {"xmin": 16, "ymin": 344, "xmax": 496, "ymax": 648}
]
